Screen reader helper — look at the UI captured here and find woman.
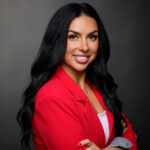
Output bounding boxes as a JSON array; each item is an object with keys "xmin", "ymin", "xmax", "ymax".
[{"xmin": 17, "ymin": 3, "xmax": 137, "ymax": 150}]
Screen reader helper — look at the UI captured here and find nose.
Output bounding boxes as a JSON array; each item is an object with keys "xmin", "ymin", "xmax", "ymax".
[{"xmin": 80, "ymin": 38, "xmax": 89, "ymax": 52}]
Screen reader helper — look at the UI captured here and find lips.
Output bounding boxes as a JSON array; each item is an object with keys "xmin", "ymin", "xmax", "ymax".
[{"xmin": 74, "ymin": 55, "xmax": 89, "ymax": 63}]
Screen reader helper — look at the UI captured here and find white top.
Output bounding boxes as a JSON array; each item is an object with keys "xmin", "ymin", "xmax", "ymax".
[{"xmin": 97, "ymin": 111, "xmax": 109, "ymax": 143}]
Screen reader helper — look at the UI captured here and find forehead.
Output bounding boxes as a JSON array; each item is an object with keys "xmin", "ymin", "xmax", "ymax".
[{"xmin": 68, "ymin": 15, "xmax": 98, "ymax": 32}]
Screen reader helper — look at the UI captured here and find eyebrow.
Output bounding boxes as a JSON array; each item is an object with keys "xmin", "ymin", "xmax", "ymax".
[{"xmin": 68, "ymin": 30, "xmax": 98, "ymax": 35}]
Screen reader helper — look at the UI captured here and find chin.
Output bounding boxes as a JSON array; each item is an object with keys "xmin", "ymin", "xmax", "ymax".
[
  {"xmin": 62, "ymin": 61, "xmax": 90, "ymax": 73},
  {"xmin": 72, "ymin": 64, "xmax": 88, "ymax": 72}
]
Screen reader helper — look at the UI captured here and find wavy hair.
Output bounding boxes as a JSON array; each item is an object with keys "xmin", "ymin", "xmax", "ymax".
[{"xmin": 17, "ymin": 3, "xmax": 126, "ymax": 150}]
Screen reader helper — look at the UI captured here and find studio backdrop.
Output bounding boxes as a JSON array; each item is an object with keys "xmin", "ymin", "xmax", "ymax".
[{"xmin": 0, "ymin": 0, "xmax": 150, "ymax": 149}]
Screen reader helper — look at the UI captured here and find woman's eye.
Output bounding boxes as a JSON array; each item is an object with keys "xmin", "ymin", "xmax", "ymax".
[
  {"xmin": 89, "ymin": 35, "xmax": 98, "ymax": 41},
  {"xmin": 68, "ymin": 34, "xmax": 78, "ymax": 40}
]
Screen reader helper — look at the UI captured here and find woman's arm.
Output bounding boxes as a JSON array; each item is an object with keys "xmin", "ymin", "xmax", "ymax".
[
  {"xmin": 78, "ymin": 113, "xmax": 137, "ymax": 150},
  {"xmin": 120, "ymin": 113, "xmax": 137, "ymax": 150},
  {"xmin": 103, "ymin": 148, "xmax": 125, "ymax": 150},
  {"xmin": 104, "ymin": 113, "xmax": 137, "ymax": 150},
  {"xmin": 32, "ymin": 96, "xmax": 89, "ymax": 150},
  {"xmin": 78, "ymin": 139, "xmax": 125, "ymax": 150}
]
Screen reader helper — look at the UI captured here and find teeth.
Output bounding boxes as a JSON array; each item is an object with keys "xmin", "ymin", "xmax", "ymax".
[{"xmin": 75, "ymin": 56, "xmax": 88, "ymax": 60}]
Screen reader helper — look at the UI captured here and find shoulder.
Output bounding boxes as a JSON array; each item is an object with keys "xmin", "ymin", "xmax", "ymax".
[{"xmin": 35, "ymin": 74, "xmax": 71, "ymax": 105}]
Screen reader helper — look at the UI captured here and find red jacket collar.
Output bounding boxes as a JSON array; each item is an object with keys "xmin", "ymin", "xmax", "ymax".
[
  {"xmin": 55, "ymin": 65, "xmax": 89, "ymax": 102},
  {"xmin": 55, "ymin": 65, "xmax": 107, "ymax": 110}
]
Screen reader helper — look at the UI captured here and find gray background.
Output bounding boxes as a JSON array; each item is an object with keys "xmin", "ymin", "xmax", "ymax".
[{"xmin": 0, "ymin": 0, "xmax": 150, "ymax": 149}]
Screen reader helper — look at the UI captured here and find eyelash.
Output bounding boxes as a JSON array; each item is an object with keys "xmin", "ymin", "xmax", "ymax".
[
  {"xmin": 68, "ymin": 35, "xmax": 78, "ymax": 40},
  {"xmin": 68, "ymin": 34, "xmax": 98, "ymax": 40},
  {"xmin": 89, "ymin": 35, "xmax": 98, "ymax": 40}
]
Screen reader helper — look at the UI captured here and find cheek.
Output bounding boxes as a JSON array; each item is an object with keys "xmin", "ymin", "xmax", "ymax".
[
  {"xmin": 64, "ymin": 42, "xmax": 75, "ymax": 61},
  {"xmin": 89, "ymin": 43, "xmax": 99, "ymax": 61},
  {"xmin": 66, "ymin": 41, "xmax": 78, "ymax": 52},
  {"xmin": 91, "ymin": 44, "xmax": 99, "ymax": 55}
]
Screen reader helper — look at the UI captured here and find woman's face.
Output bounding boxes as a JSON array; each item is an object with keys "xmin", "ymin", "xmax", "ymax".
[{"xmin": 62, "ymin": 15, "xmax": 99, "ymax": 73}]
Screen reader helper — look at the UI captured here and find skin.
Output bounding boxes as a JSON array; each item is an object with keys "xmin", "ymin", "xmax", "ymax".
[
  {"xmin": 78, "ymin": 139, "xmax": 126, "ymax": 150},
  {"xmin": 61, "ymin": 14, "xmax": 99, "ymax": 91},
  {"xmin": 61, "ymin": 14, "xmax": 127, "ymax": 150}
]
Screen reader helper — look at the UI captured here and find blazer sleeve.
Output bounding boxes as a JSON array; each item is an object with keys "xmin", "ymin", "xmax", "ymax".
[
  {"xmin": 32, "ymin": 96, "xmax": 89, "ymax": 150},
  {"xmin": 121, "ymin": 112, "xmax": 137, "ymax": 150}
]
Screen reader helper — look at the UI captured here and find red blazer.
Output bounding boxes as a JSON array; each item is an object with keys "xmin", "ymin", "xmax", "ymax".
[{"xmin": 31, "ymin": 66, "xmax": 137, "ymax": 150}]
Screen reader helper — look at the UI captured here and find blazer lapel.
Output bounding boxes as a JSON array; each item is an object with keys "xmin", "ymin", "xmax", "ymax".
[
  {"xmin": 55, "ymin": 65, "xmax": 114, "ymax": 146},
  {"xmin": 89, "ymin": 82, "xmax": 115, "ymax": 145}
]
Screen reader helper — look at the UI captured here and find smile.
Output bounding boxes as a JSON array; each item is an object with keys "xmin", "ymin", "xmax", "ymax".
[{"xmin": 74, "ymin": 56, "xmax": 89, "ymax": 63}]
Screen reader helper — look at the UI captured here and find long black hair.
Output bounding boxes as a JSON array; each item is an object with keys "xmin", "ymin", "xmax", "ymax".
[{"xmin": 17, "ymin": 3, "xmax": 126, "ymax": 150}]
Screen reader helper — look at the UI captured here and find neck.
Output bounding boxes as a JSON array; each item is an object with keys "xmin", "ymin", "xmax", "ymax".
[{"xmin": 60, "ymin": 64, "xmax": 87, "ymax": 90}]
